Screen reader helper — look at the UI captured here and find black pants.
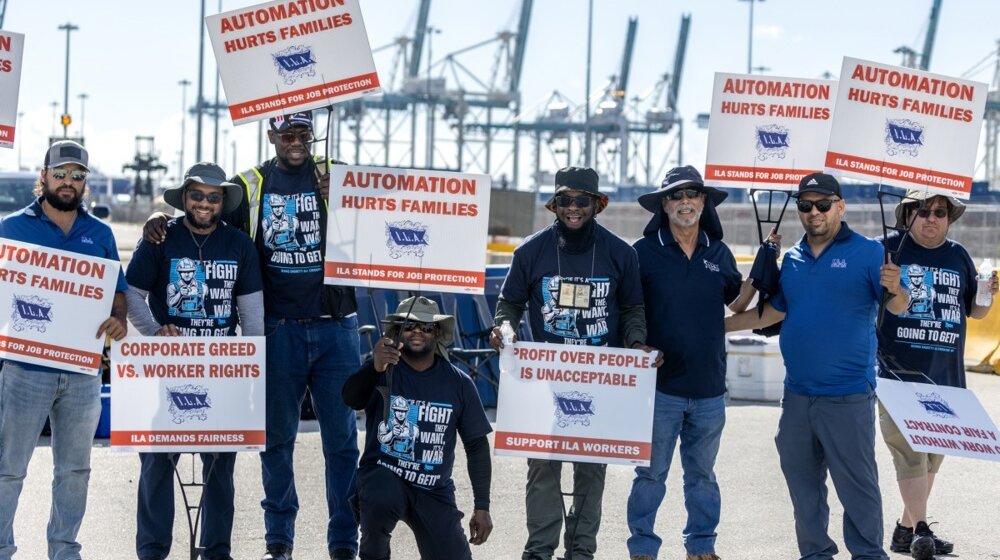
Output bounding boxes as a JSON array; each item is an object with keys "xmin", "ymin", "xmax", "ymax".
[{"xmin": 356, "ymin": 466, "xmax": 472, "ymax": 560}]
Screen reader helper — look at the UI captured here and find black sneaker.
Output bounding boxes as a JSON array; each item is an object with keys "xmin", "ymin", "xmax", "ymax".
[
  {"xmin": 890, "ymin": 520, "xmax": 914, "ymax": 553},
  {"xmin": 330, "ymin": 548, "xmax": 357, "ymax": 560},
  {"xmin": 262, "ymin": 544, "xmax": 293, "ymax": 560},
  {"xmin": 915, "ymin": 521, "xmax": 954, "ymax": 555}
]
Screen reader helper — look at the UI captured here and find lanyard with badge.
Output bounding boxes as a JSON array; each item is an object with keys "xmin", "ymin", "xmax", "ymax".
[{"xmin": 554, "ymin": 243, "xmax": 596, "ymax": 309}]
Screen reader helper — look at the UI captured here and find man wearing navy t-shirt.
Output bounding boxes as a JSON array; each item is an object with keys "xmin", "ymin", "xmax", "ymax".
[
  {"xmin": 490, "ymin": 167, "xmax": 659, "ymax": 560},
  {"xmin": 126, "ymin": 162, "xmax": 263, "ymax": 560},
  {"xmin": 626, "ymin": 166, "xmax": 754, "ymax": 560},
  {"xmin": 878, "ymin": 190, "xmax": 997, "ymax": 557},
  {"xmin": 343, "ymin": 296, "xmax": 493, "ymax": 560},
  {"xmin": 727, "ymin": 173, "xmax": 909, "ymax": 560}
]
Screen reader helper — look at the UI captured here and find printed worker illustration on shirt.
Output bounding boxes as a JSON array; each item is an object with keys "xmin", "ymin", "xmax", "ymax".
[
  {"xmin": 541, "ymin": 275, "xmax": 580, "ymax": 338},
  {"xmin": 262, "ymin": 193, "xmax": 300, "ymax": 250},
  {"xmin": 166, "ymin": 257, "xmax": 208, "ymax": 318},
  {"xmin": 904, "ymin": 263, "xmax": 936, "ymax": 319},
  {"xmin": 378, "ymin": 396, "xmax": 420, "ymax": 461}
]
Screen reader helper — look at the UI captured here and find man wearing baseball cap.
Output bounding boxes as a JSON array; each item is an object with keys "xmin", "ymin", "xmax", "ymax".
[
  {"xmin": 727, "ymin": 172, "xmax": 909, "ymax": 560},
  {"xmin": 0, "ymin": 140, "xmax": 128, "ymax": 559},
  {"xmin": 126, "ymin": 161, "xmax": 263, "ymax": 560},
  {"xmin": 490, "ymin": 166, "xmax": 660, "ymax": 560}
]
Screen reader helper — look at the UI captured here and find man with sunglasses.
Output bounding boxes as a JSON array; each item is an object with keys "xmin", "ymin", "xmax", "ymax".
[
  {"xmin": 726, "ymin": 172, "xmax": 909, "ymax": 560},
  {"xmin": 0, "ymin": 140, "xmax": 128, "ymax": 560},
  {"xmin": 125, "ymin": 162, "xmax": 263, "ymax": 560},
  {"xmin": 490, "ymin": 166, "xmax": 658, "ymax": 560},
  {"xmin": 142, "ymin": 111, "xmax": 361, "ymax": 560},
  {"xmin": 876, "ymin": 190, "xmax": 997, "ymax": 558},
  {"xmin": 626, "ymin": 166, "xmax": 754, "ymax": 560},
  {"xmin": 343, "ymin": 296, "xmax": 493, "ymax": 560}
]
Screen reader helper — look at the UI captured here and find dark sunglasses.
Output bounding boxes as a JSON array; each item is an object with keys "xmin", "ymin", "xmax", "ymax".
[
  {"xmin": 51, "ymin": 169, "xmax": 87, "ymax": 182},
  {"xmin": 186, "ymin": 190, "xmax": 225, "ymax": 204},
  {"xmin": 402, "ymin": 322, "xmax": 439, "ymax": 334},
  {"xmin": 556, "ymin": 194, "xmax": 594, "ymax": 208},
  {"xmin": 667, "ymin": 188, "xmax": 704, "ymax": 201},
  {"xmin": 277, "ymin": 131, "xmax": 314, "ymax": 144},
  {"xmin": 915, "ymin": 207, "xmax": 948, "ymax": 219},
  {"xmin": 796, "ymin": 198, "xmax": 840, "ymax": 213}
]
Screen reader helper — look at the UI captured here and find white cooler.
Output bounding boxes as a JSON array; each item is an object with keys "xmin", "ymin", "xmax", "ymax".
[{"xmin": 726, "ymin": 335, "xmax": 785, "ymax": 401}]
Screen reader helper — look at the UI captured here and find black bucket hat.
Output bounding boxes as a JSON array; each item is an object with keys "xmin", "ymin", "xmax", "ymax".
[{"xmin": 638, "ymin": 165, "xmax": 727, "ymax": 212}]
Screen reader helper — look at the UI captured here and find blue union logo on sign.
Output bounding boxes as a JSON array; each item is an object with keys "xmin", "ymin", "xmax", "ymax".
[
  {"xmin": 385, "ymin": 220, "xmax": 429, "ymax": 259},
  {"xmin": 885, "ymin": 119, "xmax": 924, "ymax": 157},
  {"xmin": 553, "ymin": 391, "xmax": 595, "ymax": 428},
  {"xmin": 272, "ymin": 45, "xmax": 317, "ymax": 85},
  {"xmin": 167, "ymin": 385, "xmax": 212, "ymax": 424},
  {"xmin": 755, "ymin": 124, "xmax": 789, "ymax": 161},
  {"xmin": 11, "ymin": 295, "xmax": 53, "ymax": 333},
  {"xmin": 916, "ymin": 391, "xmax": 957, "ymax": 419}
]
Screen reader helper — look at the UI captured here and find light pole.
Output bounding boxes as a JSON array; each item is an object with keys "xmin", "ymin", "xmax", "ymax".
[
  {"xmin": 57, "ymin": 22, "xmax": 79, "ymax": 138},
  {"xmin": 77, "ymin": 93, "xmax": 88, "ymax": 138},
  {"xmin": 178, "ymin": 79, "xmax": 192, "ymax": 178},
  {"xmin": 425, "ymin": 25, "xmax": 441, "ymax": 168},
  {"xmin": 739, "ymin": 0, "xmax": 764, "ymax": 75},
  {"xmin": 584, "ymin": 0, "xmax": 593, "ymax": 167},
  {"xmin": 196, "ymin": 0, "xmax": 206, "ymax": 161},
  {"xmin": 16, "ymin": 111, "xmax": 24, "ymax": 170},
  {"xmin": 50, "ymin": 101, "xmax": 58, "ymax": 138}
]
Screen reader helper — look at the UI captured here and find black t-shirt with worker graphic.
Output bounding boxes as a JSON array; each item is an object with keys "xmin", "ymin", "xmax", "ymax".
[
  {"xmin": 257, "ymin": 163, "xmax": 327, "ymax": 318},
  {"xmin": 127, "ymin": 218, "xmax": 262, "ymax": 336},
  {"xmin": 357, "ymin": 357, "xmax": 492, "ymax": 500}
]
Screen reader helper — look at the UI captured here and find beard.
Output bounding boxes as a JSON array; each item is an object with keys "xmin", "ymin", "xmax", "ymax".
[
  {"xmin": 42, "ymin": 181, "xmax": 84, "ymax": 211},
  {"xmin": 401, "ymin": 342, "xmax": 435, "ymax": 361},
  {"xmin": 185, "ymin": 208, "xmax": 221, "ymax": 230}
]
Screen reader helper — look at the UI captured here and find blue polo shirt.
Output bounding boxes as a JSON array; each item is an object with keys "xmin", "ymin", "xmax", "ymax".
[
  {"xmin": 770, "ymin": 222, "xmax": 884, "ymax": 396},
  {"xmin": 634, "ymin": 226, "xmax": 741, "ymax": 398},
  {"xmin": 0, "ymin": 199, "xmax": 128, "ymax": 373}
]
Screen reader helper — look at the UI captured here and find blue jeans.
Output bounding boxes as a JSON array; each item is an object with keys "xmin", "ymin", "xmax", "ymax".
[
  {"xmin": 136, "ymin": 452, "xmax": 236, "ymax": 560},
  {"xmin": 0, "ymin": 361, "xmax": 102, "ymax": 560},
  {"xmin": 626, "ymin": 392, "xmax": 726, "ymax": 558},
  {"xmin": 260, "ymin": 316, "xmax": 361, "ymax": 552}
]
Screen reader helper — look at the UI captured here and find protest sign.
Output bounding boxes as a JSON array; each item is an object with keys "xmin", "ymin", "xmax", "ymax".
[
  {"xmin": 705, "ymin": 73, "xmax": 836, "ymax": 189},
  {"xmin": 825, "ymin": 57, "xmax": 987, "ymax": 199},
  {"xmin": 206, "ymin": 0, "xmax": 380, "ymax": 125},
  {"xmin": 0, "ymin": 239, "xmax": 119, "ymax": 374},
  {"xmin": 324, "ymin": 165, "xmax": 491, "ymax": 293},
  {"xmin": 878, "ymin": 378, "xmax": 1000, "ymax": 462},
  {"xmin": 110, "ymin": 337, "xmax": 266, "ymax": 453},
  {"xmin": 0, "ymin": 31, "xmax": 25, "ymax": 149},
  {"xmin": 494, "ymin": 342, "xmax": 656, "ymax": 466}
]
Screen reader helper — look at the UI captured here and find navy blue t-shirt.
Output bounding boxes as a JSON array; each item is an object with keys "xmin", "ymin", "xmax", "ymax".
[
  {"xmin": 359, "ymin": 357, "xmax": 492, "ymax": 497},
  {"xmin": 500, "ymin": 222, "xmax": 643, "ymax": 347},
  {"xmin": 634, "ymin": 227, "xmax": 741, "ymax": 398},
  {"xmin": 257, "ymin": 164, "xmax": 326, "ymax": 319},
  {"xmin": 127, "ymin": 219, "xmax": 262, "ymax": 336},
  {"xmin": 878, "ymin": 231, "xmax": 977, "ymax": 388}
]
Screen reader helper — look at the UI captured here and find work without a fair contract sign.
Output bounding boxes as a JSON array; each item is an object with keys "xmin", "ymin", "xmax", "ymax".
[
  {"xmin": 207, "ymin": 0, "xmax": 381, "ymax": 125},
  {"xmin": 825, "ymin": 57, "xmax": 987, "ymax": 199},
  {"xmin": 0, "ymin": 239, "xmax": 119, "ymax": 375},
  {"xmin": 110, "ymin": 337, "xmax": 266, "ymax": 453},
  {"xmin": 324, "ymin": 165, "xmax": 491, "ymax": 294},
  {"xmin": 877, "ymin": 378, "xmax": 1000, "ymax": 462},
  {"xmin": 704, "ymin": 73, "xmax": 836, "ymax": 189},
  {"xmin": 494, "ymin": 342, "xmax": 656, "ymax": 466},
  {"xmin": 0, "ymin": 31, "xmax": 25, "ymax": 149}
]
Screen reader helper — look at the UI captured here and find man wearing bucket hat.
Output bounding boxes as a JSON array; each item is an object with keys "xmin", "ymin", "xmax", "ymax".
[
  {"xmin": 876, "ymin": 190, "xmax": 997, "ymax": 558},
  {"xmin": 343, "ymin": 296, "xmax": 493, "ymax": 560},
  {"xmin": 0, "ymin": 139, "xmax": 128, "ymax": 560},
  {"xmin": 490, "ymin": 166, "xmax": 659, "ymax": 560},
  {"xmin": 727, "ymin": 172, "xmax": 910, "ymax": 560},
  {"xmin": 626, "ymin": 166, "xmax": 755, "ymax": 560},
  {"xmin": 125, "ymin": 162, "xmax": 263, "ymax": 560}
]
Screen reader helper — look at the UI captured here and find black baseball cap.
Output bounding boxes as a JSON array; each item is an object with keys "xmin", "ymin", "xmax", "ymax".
[
  {"xmin": 794, "ymin": 172, "xmax": 842, "ymax": 198},
  {"xmin": 269, "ymin": 111, "xmax": 313, "ymax": 132}
]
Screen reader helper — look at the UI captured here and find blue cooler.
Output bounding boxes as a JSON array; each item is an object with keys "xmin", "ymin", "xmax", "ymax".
[{"xmin": 95, "ymin": 384, "xmax": 111, "ymax": 439}]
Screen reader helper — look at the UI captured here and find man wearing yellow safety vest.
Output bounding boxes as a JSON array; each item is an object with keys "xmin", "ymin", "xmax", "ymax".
[{"xmin": 143, "ymin": 111, "xmax": 361, "ymax": 560}]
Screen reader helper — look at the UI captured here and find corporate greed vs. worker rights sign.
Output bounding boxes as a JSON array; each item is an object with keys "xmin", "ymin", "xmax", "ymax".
[
  {"xmin": 704, "ymin": 73, "xmax": 836, "ymax": 189},
  {"xmin": 0, "ymin": 30, "xmax": 25, "ymax": 149},
  {"xmin": 207, "ymin": 0, "xmax": 380, "ymax": 125},
  {"xmin": 324, "ymin": 165, "xmax": 491, "ymax": 293},
  {"xmin": 825, "ymin": 57, "xmax": 988, "ymax": 199},
  {"xmin": 110, "ymin": 337, "xmax": 266, "ymax": 453},
  {"xmin": 0, "ymin": 239, "xmax": 120, "ymax": 375},
  {"xmin": 494, "ymin": 343, "xmax": 656, "ymax": 466}
]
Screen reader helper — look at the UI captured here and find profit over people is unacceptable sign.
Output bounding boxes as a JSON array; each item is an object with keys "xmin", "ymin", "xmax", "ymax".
[
  {"xmin": 0, "ymin": 30, "xmax": 25, "ymax": 149},
  {"xmin": 110, "ymin": 337, "xmax": 266, "ymax": 453},
  {"xmin": 494, "ymin": 342, "xmax": 656, "ymax": 466}
]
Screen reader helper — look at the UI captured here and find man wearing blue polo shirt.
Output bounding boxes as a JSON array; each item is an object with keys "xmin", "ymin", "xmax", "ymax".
[
  {"xmin": 727, "ymin": 172, "xmax": 908, "ymax": 560},
  {"xmin": 0, "ymin": 140, "xmax": 128, "ymax": 560},
  {"xmin": 626, "ymin": 166, "xmax": 754, "ymax": 560}
]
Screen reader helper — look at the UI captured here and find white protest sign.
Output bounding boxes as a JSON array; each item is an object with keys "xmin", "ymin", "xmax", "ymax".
[
  {"xmin": 825, "ymin": 57, "xmax": 987, "ymax": 199},
  {"xmin": 0, "ymin": 31, "xmax": 25, "ymax": 149},
  {"xmin": 0, "ymin": 239, "xmax": 119, "ymax": 375},
  {"xmin": 494, "ymin": 342, "xmax": 656, "ymax": 466},
  {"xmin": 324, "ymin": 165, "xmax": 491, "ymax": 294},
  {"xmin": 110, "ymin": 337, "xmax": 266, "ymax": 453},
  {"xmin": 704, "ymin": 73, "xmax": 836, "ymax": 189},
  {"xmin": 877, "ymin": 378, "xmax": 1000, "ymax": 462},
  {"xmin": 206, "ymin": 0, "xmax": 381, "ymax": 125}
]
